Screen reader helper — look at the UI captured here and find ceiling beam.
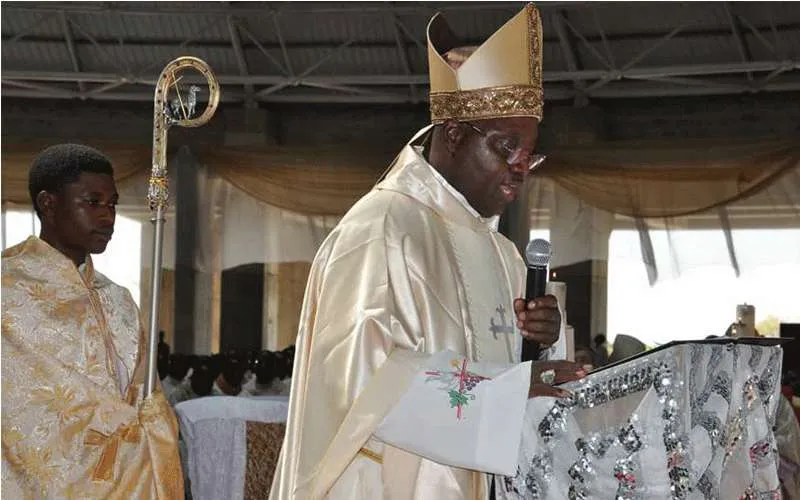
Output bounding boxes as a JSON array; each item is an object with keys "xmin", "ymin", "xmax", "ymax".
[
  {"xmin": 127, "ymin": 17, "xmax": 226, "ymax": 80},
  {"xmin": 299, "ymin": 81, "xmax": 407, "ymax": 99},
  {"xmin": 65, "ymin": 17, "xmax": 129, "ymax": 76},
  {"xmin": 5, "ymin": 60, "xmax": 796, "ymax": 87},
  {"xmin": 736, "ymin": 11, "xmax": 781, "ymax": 58},
  {"xmin": 587, "ymin": 19, "xmax": 698, "ymax": 94},
  {"xmin": 5, "ymin": 12, "xmax": 57, "ymax": 44},
  {"xmin": 624, "ymin": 75, "xmax": 751, "ymax": 93},
  {"xmin": 0, "ymin": 88, "xmax": 243, "ymax": 102},
  {"xmin": 236, "ymin": 23, "xmax": 288, "ymax": 76},
  {"xmin": 723, "ymin": 2, "xmax": 754, "ymax": 82},
  {"xmin": 552, "ymin": 11, "xmax": 588, "ymax": 107},
  {"xmin": 272, "ymin": 14, "xmax": 295, "ymax": 77},
  {"xmin": 560, "ymin": 13, "xmax": 613, "ymax": 70},
  {"xmin": 389, "ymin": 12, "xmax": 418, "ymax": 104},
  {"xmin": 58, "ymin": 11, "xmax": 85, "ymax": 93},
  {"xmin": 590, "ymin": 7, "xmax": 616, "ymax": 69},
  {"xmin": 590, "ymin": 80, "xmax": 800, "ymax": 98},
  {"xmin": 2, "ymin": 78, "xmax": 78, "ymax": 96},
  {"xmin": 6, "ymin": 22, "xmax": 800, "ymax": 51},
  {"xmin": 4, "ymin": 80, "xmax": 800, "ymax": 104},
  {"xmin": 1, "ymin": 2, "xmax": 579, "ymax": 17},
  {"xmin": 767, "ymin": 9, "xmax": 787, "ymax": 60},
  {"xmin": 227, "ymin": 15, "xmax": 255, "ymax": 108}
]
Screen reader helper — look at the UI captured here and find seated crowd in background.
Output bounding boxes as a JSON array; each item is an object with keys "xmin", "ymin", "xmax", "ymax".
[{"xmin": 156, "ymin": 345, "xmax": 296, "ymax": 406}]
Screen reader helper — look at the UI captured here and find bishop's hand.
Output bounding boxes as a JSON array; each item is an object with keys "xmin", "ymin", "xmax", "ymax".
[
  {"xmin": 514, "ymin": 295, "xmax": 561, "ymax": 348},
  {"xmin": 528, "ymin": 360, "xmax": 586, "ymax": 398}
]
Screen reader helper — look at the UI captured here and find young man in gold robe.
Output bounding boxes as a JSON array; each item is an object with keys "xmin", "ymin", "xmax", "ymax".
[
  {"xmin": 2, "ymin": 144, "xmax": 184, "ymax": 498},
  {"xmin": 271, "ymin": 4, "xmax": 585, "ymax": 500}
]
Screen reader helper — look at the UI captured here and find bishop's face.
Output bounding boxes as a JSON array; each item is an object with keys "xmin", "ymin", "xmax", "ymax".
[{"xmin": 449, "ymin": 117, "xmax": 541, "ymax": 217}]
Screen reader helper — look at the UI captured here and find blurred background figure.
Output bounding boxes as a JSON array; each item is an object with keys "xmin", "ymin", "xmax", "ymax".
[
  {"xmin": 249, "ymin": 351, "xmax": 283, "ymax": 396},
  {"xmin": 213, "ymin": 354, "xmax": 250, "ymax": 397},
  {"xmin": 608, "ymin": 334, "xmax": 647, "ymax": 364},
  {"xmin": 573, "ymin": 346, "xmax": 596, "ymax": 372},
  {"xmin": 592, "ymin": 334, "xmax": 610, "ymax": 367},
  {"xmin": 157, "ymin": 330, "xmax": 171, "ymax": 380},
  {"xmin": 162, "ymin": 353, "xmax": 191, "ymax": 401}
]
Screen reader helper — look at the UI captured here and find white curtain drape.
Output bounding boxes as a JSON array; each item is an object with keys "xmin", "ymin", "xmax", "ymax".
[
  {"xmin": 214, "ymin": 180, "xmax": 339, "ymax": 270},
  {"xmin": 529, "ymin": 164, "xmax": 800, "ymax": 280}
]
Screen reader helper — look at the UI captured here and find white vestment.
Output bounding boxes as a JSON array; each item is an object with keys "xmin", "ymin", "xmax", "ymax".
[{"xmin": 270, "ymin": 136, "xmax": 547, "ymax": 500}]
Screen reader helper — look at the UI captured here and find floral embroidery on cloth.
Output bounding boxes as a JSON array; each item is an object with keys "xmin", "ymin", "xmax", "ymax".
[{"xmin": 425, "ymin": 358, "xmax": 491, "ymax": 419}]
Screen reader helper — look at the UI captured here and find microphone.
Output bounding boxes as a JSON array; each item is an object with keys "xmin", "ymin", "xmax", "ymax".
[
  {"xmin": 521, "ymin": 238, "xmax": 552, "ymax": 362},
  {"xmin": 525, "ymin": 238, "xmax": 552, "ymax": 301}
]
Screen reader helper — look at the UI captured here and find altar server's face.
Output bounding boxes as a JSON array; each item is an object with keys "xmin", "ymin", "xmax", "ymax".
[{"xmin": 39, "ymin": 172, "xmax": 118, "ymax": 259}]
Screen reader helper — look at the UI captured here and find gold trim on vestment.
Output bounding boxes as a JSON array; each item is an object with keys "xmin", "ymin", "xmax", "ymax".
[
  {"xmin": 357, "ymin": 447, "xmax": 384, "ymax": 464},
  {"xmin": 84, "ymin": 423, "xmax": 142, "ymax": 482}
]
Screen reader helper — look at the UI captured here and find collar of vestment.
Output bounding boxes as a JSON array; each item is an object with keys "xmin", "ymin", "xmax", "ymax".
[
  {"xmin": 2, "ymin": 235, "xmax": 102, "ymax": 289},
  {"xmin": 377, "ymin": 137, "xmax": 500, "ymax": 232}
]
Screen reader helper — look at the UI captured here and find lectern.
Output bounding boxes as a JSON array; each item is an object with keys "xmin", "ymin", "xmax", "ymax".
[{"xmin": 499, "ymin": 338, "xmax": 787, "ymax": 499}]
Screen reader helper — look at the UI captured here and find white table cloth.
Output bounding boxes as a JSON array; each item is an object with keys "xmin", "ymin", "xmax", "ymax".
[{"xmin": 175, "ymin": 395, "xmax": 289, "ymax": 500}]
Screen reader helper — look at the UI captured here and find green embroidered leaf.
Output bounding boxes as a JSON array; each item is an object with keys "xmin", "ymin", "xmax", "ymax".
[{"xmin": 448, "ymin": 389, "xmax": 469, "ymax": 408}]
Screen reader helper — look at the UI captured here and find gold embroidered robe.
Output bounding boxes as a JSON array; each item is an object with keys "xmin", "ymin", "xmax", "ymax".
[
  {"xmin": 2, "ymin": 236, "xmax": 184, "ymax": 499},
  {"xmin": 270, "ymin": 138, "xmax": 532, "ymax": 500}
]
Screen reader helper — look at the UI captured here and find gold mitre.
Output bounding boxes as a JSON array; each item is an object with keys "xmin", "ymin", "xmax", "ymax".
[{"xmin": 427, "ymin": 3, "xmax": 544, "ymax": 124}]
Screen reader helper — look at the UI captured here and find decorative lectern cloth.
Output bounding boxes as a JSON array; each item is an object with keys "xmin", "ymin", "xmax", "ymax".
[{"xmin": 498, "ymin": 340, "xmax": 784, "ymax": 500}]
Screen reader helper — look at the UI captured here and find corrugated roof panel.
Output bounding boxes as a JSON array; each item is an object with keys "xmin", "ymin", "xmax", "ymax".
[
  {"xmin": 67, "ymin": 13, "xmax": 124, "ymax": 40},
  {"xmin": 65, "ymin": 12, "xmax": 228, "ymax": 43},
  {"xmin": 542, "ymin": 42, "xmax": 567, "ymax": 73},
  {"xmin": 242, "ymin": 47, "xmax": 288, "ymax": 76},
  {"xmin": 594, "ymin": 35, "xmax": 742, "ymax": 69},
  {"xmin": 389, "ymin": 12, "xmax": 432, "ymax": 45},
  {"xmin": 76, "ymin": 43, "xmax": 239, "ymax": 75},
  {"xmin": 781, "ymin": 31, "xmax": 800, "ymax": 59},
  {"xmin": 2, "ymin": 41, "xmax": 73, "ymax": 71},
  {"xmin": 405, "ymin": 49, "xmax": 427, "ymax": 75},
  {"xmin": 2, "ymin": 0, "xmax": 798, "ymax": 102},
  {"xmin": 274, "ymin": 11, "xmax": 395, "ymax": 45},
  {"xmin": 2, "ymin": 9, "xmax": 64, "ymax": 38},
  {"xmin": 742, "ymin": 32, "xmax": 795, "ymax": 62},
  {"xmin": 573, "ymin": 3, "xmax": 731, "ymax": 38},
  {"xmin": 1, "ymin": 9, "xmax": 29, "ymax": 33},
  {"xmin": 235, "ymin": 17, "xmax": 278, "ymax": 45},
  {"xmin": 276, "ymin": 46, "xmax": 403, "ymax": 76},
  {"xmin": 732, "ymin": 2, "xmax": 800, "ymax": 26}
]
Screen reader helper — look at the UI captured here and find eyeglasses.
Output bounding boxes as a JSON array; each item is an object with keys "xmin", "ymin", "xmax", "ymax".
[{"xmin": 466, "ymin": 122, "xmax": 546, "ymax": 172}]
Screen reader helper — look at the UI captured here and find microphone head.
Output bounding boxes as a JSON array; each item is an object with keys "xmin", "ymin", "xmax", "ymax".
[{"xmin": 525, "ymin": 238, "xmax": 552, "ymax": 268}]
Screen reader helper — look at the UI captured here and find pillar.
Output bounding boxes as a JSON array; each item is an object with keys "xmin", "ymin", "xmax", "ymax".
[
  {"xmin": 216, "ymin": 107, "xmax": 277, "ymax": 352},
  {"xmin": 499, "ymin": 181, "xmax": 531, "ymax": 256},
  {"xmin": 541, "ymin": 105, "xmax": 612, "ymax": 350},
  {"xmin": 499, "ymin": 176, "xmax": 537, "ymax": 359},
  {"xmin": 172, "ymin": 146, "xmax": 202, "ymax": 353}
]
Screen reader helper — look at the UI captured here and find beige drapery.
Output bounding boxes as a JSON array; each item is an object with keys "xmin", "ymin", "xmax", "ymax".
[
  {"xmin": 1, "ymin": 140, "xmax": 151, "ymax": 205},
  {"xmin": 203, "ymin": 147, "xmax": 391, "ymax": 216},
  {"xmin": 538, "ymin": 137, "xmax": 800, "ymax": 219},
  {"xmin": 4, "ymin": 138, "xmax": 797, "ymax": 220}
]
